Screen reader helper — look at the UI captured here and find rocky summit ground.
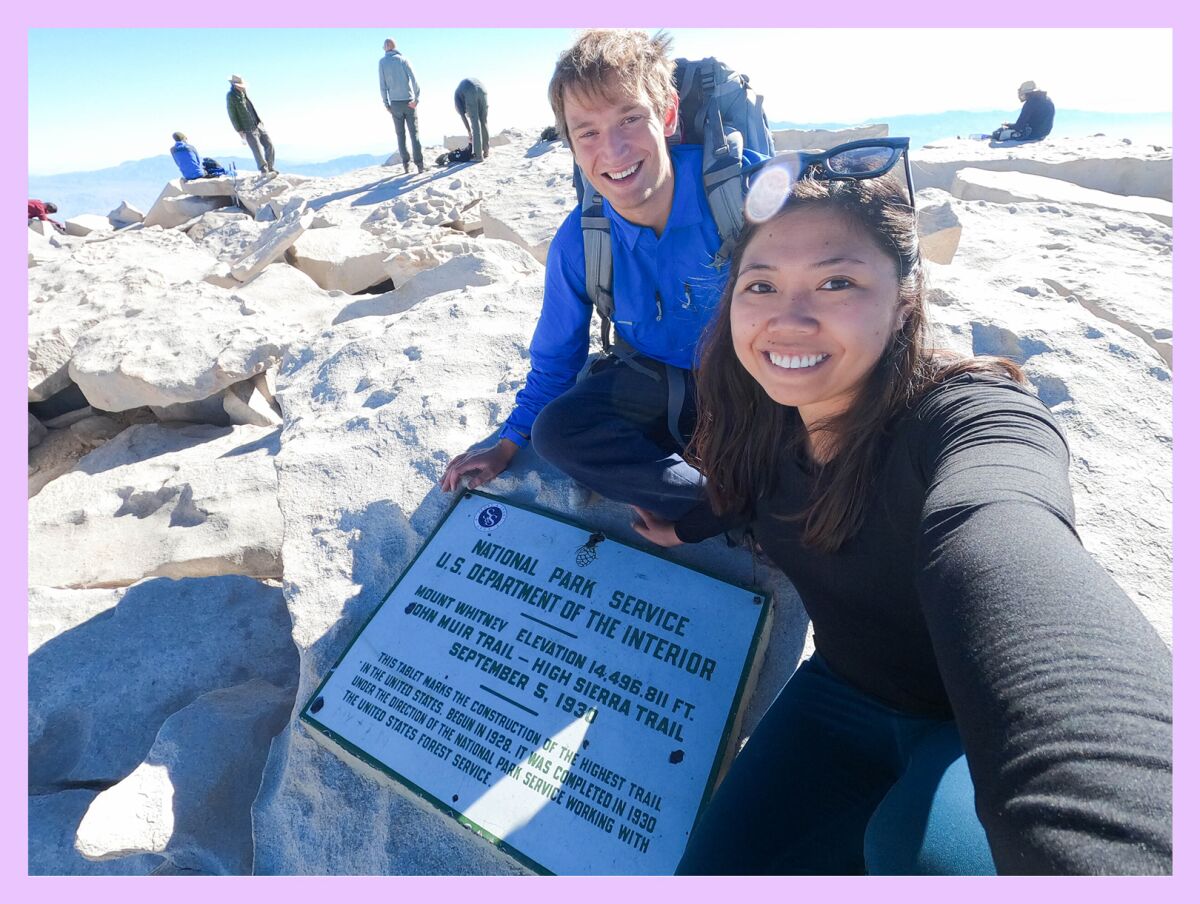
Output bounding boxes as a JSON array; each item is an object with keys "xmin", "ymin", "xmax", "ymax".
[{"xmin": 28, "ymin": 128, "xmax": 1172, "ymax": 875}]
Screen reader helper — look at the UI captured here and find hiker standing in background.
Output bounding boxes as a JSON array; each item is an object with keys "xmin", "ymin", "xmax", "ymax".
[
  {"xmin": 226, "ymin": 74, "xmax": 276, "ymax": 174},
  {"xmin": 454, "ymin": 78, "xmax": 490, "ymax": 162},
  {"xmin": 379, "ymin": 38, "xmax": 424, "ymax": 174}
]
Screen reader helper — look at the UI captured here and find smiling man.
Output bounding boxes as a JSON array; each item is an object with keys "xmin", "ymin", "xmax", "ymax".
[{"xmin": 441, "ymin": 30, "xmax": 764, "ymax": 518}]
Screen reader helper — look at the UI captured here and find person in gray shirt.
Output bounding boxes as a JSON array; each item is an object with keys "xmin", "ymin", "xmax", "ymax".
[
  {"xmin": 454, "ymin": 78, "xmax": 489, "ymax": 162},
  {"xmin": 379, "ymin": 37, "xmax": 424, "ymax": 174}
]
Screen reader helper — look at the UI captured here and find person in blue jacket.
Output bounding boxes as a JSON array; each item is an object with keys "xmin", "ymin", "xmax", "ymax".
[
  {"xmin": 439, "ymin": 29, "xmax": 761, "ymax": 517},
  {"xmin": 169, "ymin": 132, "xmax": 205, "ymax": 181}
]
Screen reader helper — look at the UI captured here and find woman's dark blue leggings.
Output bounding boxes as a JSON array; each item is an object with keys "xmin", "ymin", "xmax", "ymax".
[{"xmin": 675, "ymin": 654, "xmax": 997, "ymax": 875}]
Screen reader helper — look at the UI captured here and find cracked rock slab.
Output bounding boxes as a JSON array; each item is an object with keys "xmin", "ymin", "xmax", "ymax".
[
  {"xmin": 231, "ymin": 199, "xmax": 314, "ymax": 283},
  {"xmin": 28, "ymin": 423, "xmax": 284, "ymax": 588}
]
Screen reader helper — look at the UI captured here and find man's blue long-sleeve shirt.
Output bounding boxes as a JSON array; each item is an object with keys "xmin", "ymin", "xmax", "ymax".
[{"xmin": 499, "ymin": 145, "xmax": 755, "ymax": 446}]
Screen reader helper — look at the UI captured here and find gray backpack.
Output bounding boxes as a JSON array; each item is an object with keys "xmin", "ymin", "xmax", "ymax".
[{"xmin": 576, "ymin": 56, "xmax": 776, "ymax": 352}]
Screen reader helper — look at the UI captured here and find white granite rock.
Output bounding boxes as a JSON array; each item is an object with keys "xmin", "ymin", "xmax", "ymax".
[
  {"xmin": 66, "ymin": 266, "xmax": 338, "ymax": 412},
  {"xmin": 28, "ymin": 423, "xmax": 284, "ymax": 588},
  {"xmin": 179, "ymin": 175, "xmax": 238, "ymax": 198},
  {"xmin": 912, "ymin": 136, "xmax": 1172, "ymax": 201},
  {"xmin": 917, "ymin": 195, "xmax": 963, "ymax": 265},
  {"xmin": 29, "ymin": 575, "xmax": 298, "ymax": 794},
  {"xmin": 479, "ymin": 137, "xmax": 575, "ymax": 264},
  {"xmin": 108, "ymin": 200, "xmax": 145, "ymax": 228},
  {"xmin": 231, "ymin": 198, "xmax": 314, "ymax": 283},
  {"xmin": 144, "ymin": 178, "xmax": 229, "ymax": 229},
  {"xmin": 950, "ymin": 167, "xmax": 1172, "ymax": 225},
  {"xmin": 65, "ymin": 214, "xmax": 114, "ymax": 237},
  {"xmin": 187, "ymin": 209, "xmax": 267, "ymax": 262},
  {"xmin": 76, "ymin": 678, "xmax": 295, "ymax": 874},
  {"xmin": 234, "ymin": 172, "xmax": 298, "ymax": 217},
  {"xmin": 28, "ymin": 226, "xmax": 60, "ymax": 266},
  {"xmin": 28, "ymin": 227, "xmax": 227, "ymax": 401},
  {"xmin": 29, "ymin": 585, "xmax": 125, "ymax": 653},
  {"xmin": 288, "ymin": 225, "xmax": 392, "ymax": 293},
  {"xmin": 29, "ymin": 790, "xmax": 163, "ymax": 875},
  {"xmin": 29, "ymin": 410, "xmax": 155, "ymax": 498},
  {"xmin": 443, "ymin": 133, "xmax": 470, "ymax": 149},
  {"xmin": 223, "ymin": 373, "xmax": 282, "ymax": 427}
]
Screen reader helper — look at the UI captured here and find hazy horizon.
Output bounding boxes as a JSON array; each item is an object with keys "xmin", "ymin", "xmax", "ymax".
[{"xmin": 28, "ymin": 28, "xmax": 1172, "ymax": 175}]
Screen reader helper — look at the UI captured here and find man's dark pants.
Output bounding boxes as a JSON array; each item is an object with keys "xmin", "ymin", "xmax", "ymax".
[
  {"xmin": 460, "ymin": 83, "xmax": 489, "ymax": 160},
  {"xmin": 246, "ymin": 127, "xmax": 275, "ymax": 173},
  {"xmin": 389, "ymin": 102, "xmax": 424, "ymax": 168},
  {"xmin": 530, "ymin": 355, "xmax": 703, "ymax": 519}
]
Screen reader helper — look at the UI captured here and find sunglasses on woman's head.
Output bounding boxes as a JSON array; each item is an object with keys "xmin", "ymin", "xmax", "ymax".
[{"xmin": 743, "ymin": 137, "xmax": 915, "ymax": 223}]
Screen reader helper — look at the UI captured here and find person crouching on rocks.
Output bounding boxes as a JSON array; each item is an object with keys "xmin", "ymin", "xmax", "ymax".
[
  {"xmin": 28, "ymin": 199, "xmax": 66, "ymax": 234},
  {"xmin": 632, "ymin": 162, "xmax": 1171, "ymax": 875}
]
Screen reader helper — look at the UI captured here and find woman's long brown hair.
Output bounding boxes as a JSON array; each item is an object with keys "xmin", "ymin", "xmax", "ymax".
[{"xmin": 688, "ymin": 176, "xmax": 1024, "ymax": 553}]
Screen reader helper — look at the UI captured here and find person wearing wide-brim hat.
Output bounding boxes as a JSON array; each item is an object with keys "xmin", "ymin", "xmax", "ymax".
[
  {"xmin": 994, "ymin": 79, "xmax": 1055, "ymax": 143},
  {"xmin": 226, "ymin": 74, "xmax": 277, "ymax": 174}
]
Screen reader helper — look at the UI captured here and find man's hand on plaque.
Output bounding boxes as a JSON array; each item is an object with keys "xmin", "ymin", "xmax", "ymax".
[{"xmin": 630, "ymin": 506, "xmax": 682, "ymax": 548}]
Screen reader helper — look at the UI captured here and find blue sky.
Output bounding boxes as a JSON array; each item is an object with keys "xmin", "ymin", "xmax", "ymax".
[{"xmin": 28, "ymin": 28, "xmax": 1172, "ymax": 175}]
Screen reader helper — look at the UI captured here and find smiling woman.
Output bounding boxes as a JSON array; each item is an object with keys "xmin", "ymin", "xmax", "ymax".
[{"xmin": 631, "ymin": 172, "xmax": 1174, "ymax": 875}]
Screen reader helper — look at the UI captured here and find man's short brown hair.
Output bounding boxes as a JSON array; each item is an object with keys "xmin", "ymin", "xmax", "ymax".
[{"xmin": 548, "ymin": 29, "xmax": 676, "ymax": 144}]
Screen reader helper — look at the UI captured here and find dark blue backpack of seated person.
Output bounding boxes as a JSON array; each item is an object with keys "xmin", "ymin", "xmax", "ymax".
[
  {"xmin": 202, "ymin": 157, "xmax": 228, "ymax": 177},
  {"xmin": 575, "ymin": 56, "xmax": 776, "ymax": 353}
]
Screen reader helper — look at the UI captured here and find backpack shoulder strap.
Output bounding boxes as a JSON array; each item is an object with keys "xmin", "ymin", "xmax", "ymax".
[
  {"xmin": 579, "ymin": 174, "xmax": 616, "ymax": 352},
  {"xmin": 702, "ymin": 120, "xmax": 746, "ymax": 267}
]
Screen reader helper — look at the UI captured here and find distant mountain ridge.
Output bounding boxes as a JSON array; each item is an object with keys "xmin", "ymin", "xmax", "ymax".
[
  {"xmin": 29, "ymin": 153, "xmax": 391, "ymax": 221},
  {"xmin": 30, "ymin": 109, "xmax": 1170, "ymax": 221}
]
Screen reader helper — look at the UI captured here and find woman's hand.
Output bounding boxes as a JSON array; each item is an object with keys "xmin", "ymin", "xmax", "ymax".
[{"xmin": 631, "ymin": 506, "xmax": 683, "ymax": 548}]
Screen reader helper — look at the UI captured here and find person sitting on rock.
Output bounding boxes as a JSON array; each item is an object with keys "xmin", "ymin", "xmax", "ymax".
[
  {"xmin": 169, "ymin": 131, "xmax": 206, "ymax": 180},
  {"xmin": 27, "ymin": 199, "xmax": 66, "ymax": 234},
  {"xmin": 439, "ymin": 29, "xmax": 765, "ymax": 517},
  {"xmin": 631, "ymin": 167, "xmax": 1171, "ymax": 875},
  {"xmin": 993, "ymin": 80, "xmax": 1055, "ymax": 142}
]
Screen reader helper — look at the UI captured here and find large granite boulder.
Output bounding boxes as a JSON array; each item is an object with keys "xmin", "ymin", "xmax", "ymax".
[
  {"xmin": 29, "ymin": 575, "xmax": 298, "ymax": 793},
  {"xmin": 912, "ymin": 136, "xmax": 1172, "ymax": 201},
  {"xmin": 65, "ymin": 261, "xmax": 339, "ymax": 412},
  {"xmin": 28, "ymin": 423, "xmax": 284, "ymax": 588},
  {"xmin": 64, "ymin": 214, "xmax": 114, "ymax": 237},
  {"xmin": 950, "ymin": 167, "xmax": 1172, "ymax": 225},
  {"xmin": 107, "ymin": 200, "xmax": 146, "ymax": 228},
  {"xmin": 76, "ymin": 678, "xmax": 295, "ymax": 874},
  {"xmin": 28, "ymin": 227, "xmax": 228, "ymax": 402}
]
